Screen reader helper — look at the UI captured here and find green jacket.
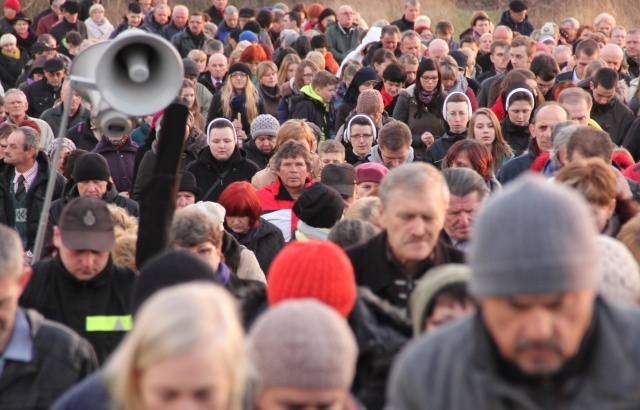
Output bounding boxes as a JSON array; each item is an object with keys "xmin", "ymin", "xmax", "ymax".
[{"xmin": 325, "ymin": 22, "xmax": 361, "ymax": 64}]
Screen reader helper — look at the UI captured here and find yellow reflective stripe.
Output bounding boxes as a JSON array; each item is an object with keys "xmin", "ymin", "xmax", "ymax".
[{"xmin": 85, "ymin": 315, "xmax": 133, "ymax": 332}]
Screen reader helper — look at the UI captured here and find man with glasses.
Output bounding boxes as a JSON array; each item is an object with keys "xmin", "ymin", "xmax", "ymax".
[
  {"xmin": 325, "ymin": 5, "xmax": 361, "ymax": 64},
  {"xmin": 171, "ymin": 11, "xmax": 206, "ymax": 58},
  {"xmin": 345, "ymin": 114, "xmax": 376, "ymax": 165}
]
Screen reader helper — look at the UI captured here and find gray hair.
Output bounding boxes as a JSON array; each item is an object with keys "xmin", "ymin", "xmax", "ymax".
[
  {"xmin": 273, "ymin": 140, "xmax": 312, "ymax": 173},
  {"xmin": 169, "ymin": 208, "xmax": 223, "ymax": 249},
  {"xmin": 594, "ymin": 13, "xmax": 615, "ymax": 27},
  {"xmin": 401, "ymin": 30, "xmax": 420, "ymax": 42},
  {"xmin": 225, "ymin": 6, "xmax": 238, "ymax": 15},
  {"xmin": 372, "ymin": 20, "xmax": 390, "ymax": 28},
  {"xmin": 381, "ymin": 25, "xmax": 401, "ymax": 38},
  {"xmin": 561, "ymin": 17, "xmax": 579, "ymax": 29},
  {"xmin": 0, "ymin": 225, "xmax": 24, "ymax": 278},
  {"xmin": 328, "ymin": 219, "xmax": 377, "ymax": 249},
  {"xmin": 441, "ymin": 168, "xmax": 490, "ymax": 201},
  {"xmin": 404, "ymin": 0, "xmax": 420, "ymax": 6},
  {"xmin": 0, "ymin": 33, "xmax": 16, "ymax": 47},
  {"xmin": 17, "ymin": 126, "xmax": 41, "ymax": 154},
  {"xmin": 379, "ymin": 163, "xmax": 450, "ymax": 207},
  {"xmin": 551, "ymin": 122, "xmax": 578, "ymax": 166}
]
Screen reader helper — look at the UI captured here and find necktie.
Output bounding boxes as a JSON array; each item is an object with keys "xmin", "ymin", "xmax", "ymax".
[{"xmin": 15, "ymin": 175, "xmax": 25, "ymax": 199}]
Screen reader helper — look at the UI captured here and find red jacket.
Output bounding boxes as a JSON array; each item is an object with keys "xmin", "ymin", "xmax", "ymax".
[{"xmin": 257, "ymin": 177, "xmax": 313, "ymax": 242}]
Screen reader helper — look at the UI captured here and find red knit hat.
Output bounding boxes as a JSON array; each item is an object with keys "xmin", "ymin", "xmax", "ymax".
[
  {"xmin": 307, "ymin": 3, "xmax": 324, "ymax": 19},
  {"xmin": 267, "ymin": 240, "xmax": 357, "ymax": 317},
  {"xmin": 4, "ymin": 0, "xmax": 20, "ymax": 11}
]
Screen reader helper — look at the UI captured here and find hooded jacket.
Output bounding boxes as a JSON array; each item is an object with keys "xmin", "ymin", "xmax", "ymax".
[
  {"xmin": 0, "ymin": 151, "xmax": 65, "ymax": 252},
  {"xmin": 497, "ymin": 10, "xmax": 534, "ymax": 36},
  {"xmin": 20, "ymin": 255, "xmax": 136, "ymax": 365},
  {"xmin": 290, "ymin": 84, "xmax": 332, "ymax": 140},
  {"xmin": 184, "ymin": 145, "xmax": 260, "ymax": 202},
  {"xmin": 367, "ymin": 145, "xmax": 416, "ymax": 168}
]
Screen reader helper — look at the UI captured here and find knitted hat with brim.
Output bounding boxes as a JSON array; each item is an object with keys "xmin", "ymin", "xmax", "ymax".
[{"xmin": 267, "ymin": 240, "xmax": 357, "ymax": 317}]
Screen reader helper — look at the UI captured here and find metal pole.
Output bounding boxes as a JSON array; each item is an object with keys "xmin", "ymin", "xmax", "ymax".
[{"xmin": 31, "ymin": 81, "xmax": 76, "ymax": 263}]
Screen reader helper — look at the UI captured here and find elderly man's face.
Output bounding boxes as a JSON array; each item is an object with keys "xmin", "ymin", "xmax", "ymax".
[
  {"xmin": 443, "ymin": 191, "xmax": 482, "ymax": 242},
  {"xmin": 380, "ymin": 185, "xmax": 447, "ymax": 269},
  {"xmin": 481, "ymin": 289, "xmax": 597, "ymax": 376}
]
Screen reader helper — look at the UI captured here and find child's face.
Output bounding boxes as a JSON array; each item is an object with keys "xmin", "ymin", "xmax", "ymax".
[
  {"xmin": 315, "ymin": 85, "xmax": 336, "ymax": 103},
  {"xmin": 320, "ymin": 152, "xmax": 344, "ymax": 165}
]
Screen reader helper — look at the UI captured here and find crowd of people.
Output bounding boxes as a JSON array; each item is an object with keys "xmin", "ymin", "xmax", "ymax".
[{"xmin": 3, "ymin": 0, "xmax": 640, "ymax": 408}]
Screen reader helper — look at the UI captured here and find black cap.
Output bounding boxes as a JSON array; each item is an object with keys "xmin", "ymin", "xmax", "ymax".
[
  {"xmin": 178, "ymin": 170, "xmax": 202, "ymax": 198},
  {"xmin": 60, "ymin": 1, "xmax": 80, "ymax": 14},
  {"xmin": 43, "ymin": 57, "xmax": 64, "ymax": 72},
  {"xmin": 73, "ymin": 153, "xmax": 111, "ymax": 183},
  {"xmin": 509, "ymin": 0, "xmax": 527, "ymax": 12},
  {"xmin": 12, "ymin": 12, "xmax": 31, "ymax": 24},
  {"xmin": 293, "ymin": 182, "xmax": 344, "ymax": 229},
  {"xmin": 58, "ymin": 197, "xmax": 115, "ymax": 252},
  {"xmin": 228, "ymin": 62, "xmax": 252, "ymax": 77},
  {"xmin": 133, "ymin": 250, "xmax": 221, "ymax": 315},
  {"xmin": 31, "ymin": 42, "xmax": 54, "ymax": 55},
  {"xmin": 182, "ymin": 58, "xmax": 199, "ymax": 77},
  {"xmin": 449, "ymin": 50, "xmax": 469, "ymax": 71},
  {"xmin": 321, "ymin": 163, "xmax": 356, "ymax": 197}
]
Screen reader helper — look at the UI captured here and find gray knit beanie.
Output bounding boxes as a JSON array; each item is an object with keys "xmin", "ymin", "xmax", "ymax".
[
  {"xmin": 250, "ymin": 114, "xmax": 280, "ymax": 139},
  {"xmin": 597, "ymin": 235, "xmax": 640, "ymax": 304},
  {"xmin": 468, "ymin": 175, "xmax": 601, "ymax": 296},
  {"xmin": 247, "ymin": 299, "xmax": 358, "ymax": 390}
]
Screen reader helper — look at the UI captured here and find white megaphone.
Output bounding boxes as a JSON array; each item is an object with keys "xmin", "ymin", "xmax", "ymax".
[{"xmin": 70, "ymin": 29, "xmax": 184, "ymax": 138}]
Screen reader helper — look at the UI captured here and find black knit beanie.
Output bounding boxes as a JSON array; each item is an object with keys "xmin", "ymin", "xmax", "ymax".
[
  {"xmin": 293, "ymin": 183, "xmax": 344, "ymax": 229},
  {"xmin": 73, "ymin": 153, "xmax": 111, "ymax": 183}
]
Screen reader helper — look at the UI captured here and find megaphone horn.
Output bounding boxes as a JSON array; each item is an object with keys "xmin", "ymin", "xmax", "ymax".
[{"xmin": 70, "ymin": 29, "xmax": 184, "ymax": 117}]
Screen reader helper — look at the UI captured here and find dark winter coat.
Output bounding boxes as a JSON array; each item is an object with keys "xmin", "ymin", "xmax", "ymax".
[
  {"xmin": 185, "ymin": 146, "xmax": 260, "ymax": 202},
  {"xmin": 497, "ymin": 10, "xmax": 534, "ymax": 36},
  {"xmin": 0, "ymin": 309, "xmax": 98, "ymax": 410},
  {"xmin": 143, "ymin": 12, "xmax": 166, "ymax": 34},
  {"xmin": 24, "ymin": 78, "xmax": 62, "ymax": 118},
  {"xmin": 0, "ymin": 47, "xmax": 29, "ymax": 90},
  {"xmin": 159, "ymin": 21, "xmax": 183, "ymax": 41},
  {"xmin": 0, "ymin": 151, "xmax": 65, "ymax": 252},
  {"xmin": 388, "ymin": 297, "xmax": 640, "ymax": 410},
  {"xmin": 243, "ymin": 138, "xmax": 273, "ymax": 169},
  {"xmin": 290, "ymin": 86, "xmax": 332, "ymax": 139},
  {"xmin": 425, "ymin": 131, "xmax": 468, "ymax": 167},
  {"xmin": 391, "ymin": 16, "xmax": 414, "ymax": 33},
  {"xmin": 204, "ymin": 5, "xmax": 224, "ymax": 25},
  {"xmin": 170, "ymin": 27, "xmax": 207, "ymax": 58},
  {"xmin": 92, "ymin": 135, "xmax": 138, "ymax": 194},
  {"xmin": 20, "ymin": 255, "xmax": 136, "ymax": 364},
  {"xmin": 131, "ymin": 127, "xmax": 207, "ymax": 201},
  {"xmin": 40, "ymin": 102, "xmax": 90, "ymax": 136},
  {"xmin": 240, "ymin": 217, "xmax": 285, "ymax": 273},
  {"xmin": 346, "ymin": 231, "xmax": 465, "ymax": 310},
  {"xmin": 361, "ymin": 41, "xmax": 404, "ymax": 67},
  {"xmin": 497, "ymin": 139, "xmax": 537, "ymax": 185},
  {"xmin": 500, "ymin": 116, "xmax": 531, "ymax": 157},
  {"xmin": 392, "ymin": 84, "xmax": 447, "ymax": 156},
  {"xmin": 48, "ymin": 19, "xmax": 88, "ymax": 43},
  {"xmin": 259, "ymin": 84, "xmax": 281, "ymax": 118},
  {"xmin": 50, "ymin": 372, "xmax": 110, "ymax": 410},
  {"xmin": 66, "ymin": 117, "xmax": 99, "ymax": 151},
  {"xmin": 590, "ymin": 97, "xmax": 634, "ymax": 146}
]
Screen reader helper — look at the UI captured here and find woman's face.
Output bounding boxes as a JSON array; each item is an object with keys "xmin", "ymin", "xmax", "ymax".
[
  {"xmin": 579, "ymin": 29, "xmax": 592, "ymax": 40},
  {"xmin": 230, "ymin": 72, "xmax": 248, "ymax": 91},
  {"xmin": 57, "ymin": 146, "xmax": 71, "ymax": 173},
  {"xmin": 209, "ymin": 127, "xmax": 236, "ymax": 161},
  {"xmin": 2, "ymin": 42, "xmax": 16, "ymax": 54},
  {"xmin": 358, "ymin": 81, "xmax": 375, "ymax": 93},
  {"xmin": 480, "ymin": 36, "xmax": 492, "ymax": 54},
  {"xmin": 441, "ymin": 75, "xmax": 456, "ymax": 91},
  {"xmin": 473, "ymin": 114, "xmax": 496, "ymax": 145},
  {"xmin": 260, "ymin": 68, "xmax": 278, "ymax": 87},
  {"xmin": 449, "ymin": 150, "xmax": 472, "ymax": 169},
  {"xmin": 507, "ymin": 100, "xmax": 533, "ymax": 126},
  {"xmin": 357, "ymin": 182, "xmax": 378, "ymax": 199},
  {"xmin": 194, "ymin": 58, "xmax": 207, "ymax": 73},
  {"xmin": 91, "ymin": 8, "xmax": 105, "ymax": 22},
  {"xmin": 321, "ymin": 16, "xmax": 336, "ymax": 27},
  {"xmin": 419, "ymin": 70, "xmax": 439, "ymax": 92},
  {"xmin": 286, "ymin": 63, "xmax": 298, "ymax": 80},
  {"xmin": 226, "ymin": 216, "xmax": 251, "ymax": 234},
  {"xmin": 445, "ymin": 101, "xmax": 469, "ymax": 134},
  {"xmin": 302, "ymin": 67, "xmax": 315, "ymax": 85},
  {"xmin": 139, "ymin": 342, "xmax": 232, "ymax": 410},
  {"xmin": 13, "ymin": 20, "xmax": 28, "ymax": 34},
  {"xmin": 180, "ymin": 87, "xmax": 196, "ymax": 109}
]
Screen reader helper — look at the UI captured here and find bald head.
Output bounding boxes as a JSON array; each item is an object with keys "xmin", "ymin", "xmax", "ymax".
[
  {"xmin": 600, "ymin": 44, "xmax": 624, "ymax": 71},
  {"xmin": 493, "ymin": 25, "xmax": 513, "ymax": 43},
  {"xmin": 428, "ymin": 39, "xmax": 449, "ymax": 62}
]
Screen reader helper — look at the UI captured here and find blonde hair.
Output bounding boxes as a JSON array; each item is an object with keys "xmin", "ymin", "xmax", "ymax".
[
  {"xmin": 181, "ymin": 79, "xmax": 205, "ymax": 131},
  {"xmin": 104, "ymin": 283, "xmax": 246, "ymax": 410},
  {"xmin": 345, "ymin": 197, "xmax": 383, "ymax": 230},
  {"xmin": 107, "ymin": 204, "xmax": 138, "ymax": 235},
  {"xmin": 306, "ymin": 51, "xmax": 326, "ymax": 70},
  {"xmin": 113, "ymin": 234, "xmax": 137, "ymax": 271},
  {"xmin": 555, "ymin": 158, "xmax": 617, "ymax": 206},
  {"xmin": 187, "ymin": 49, "xmax": 207, "ymax": 63},
  {"xmin": 220, "ymin": 68, "xmax": 261, "ymax": 125},
  {"xmin": 277, "ymin": 53, "xmax": 301, "ymax": 86},
  {"xmin": 276, "ymin": 119, "xmax": 316, "ymax": 149},
  {"xmin": 257, "ymin": 61, "xmax": 277, "ymax": 81}
]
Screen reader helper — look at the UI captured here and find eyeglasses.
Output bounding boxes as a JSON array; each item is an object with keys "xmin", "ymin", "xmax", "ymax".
[
  {"xmin": 352, "ymin": 134, "xmax": 373, "ymax": 140},
  {"xmin": 303, "ymin": 73, "xmax": 314, "ymax": 79},
  {"xmin": 421, "ymin": 76, "xmax": 439, "ymax": 82},
  {"xmin": 230, "ymin": 72, "xmax": 247, "ymax": 78}
]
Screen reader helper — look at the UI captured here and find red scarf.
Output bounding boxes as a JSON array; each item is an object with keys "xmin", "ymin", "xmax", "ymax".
[
  {"xmin": 380, "ymin": 86, "xmax": 394, "ymax": 109},
  {"xmin": 112, "ymin": 135, "xmax": 130, "ymax": 150}
]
